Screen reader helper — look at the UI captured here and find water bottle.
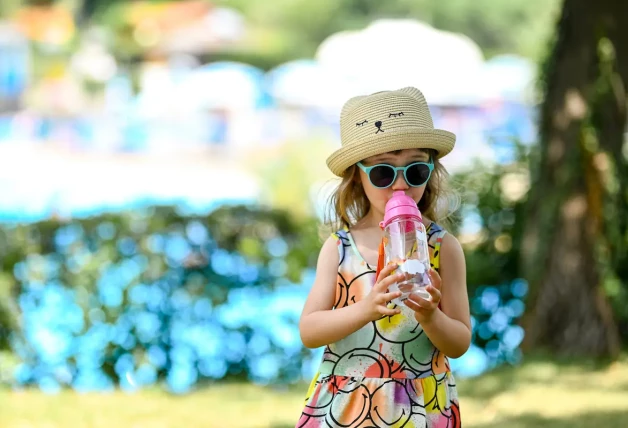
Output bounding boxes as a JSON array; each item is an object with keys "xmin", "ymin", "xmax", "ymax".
[{"xmin": 379, "ymin": 191, "xmax": 431, "ymax": 306}]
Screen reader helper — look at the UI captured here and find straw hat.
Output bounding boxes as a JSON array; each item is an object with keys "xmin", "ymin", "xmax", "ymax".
[{"xmin": 326, "ymin": 86, "xmax": 456, "ymax": 176}]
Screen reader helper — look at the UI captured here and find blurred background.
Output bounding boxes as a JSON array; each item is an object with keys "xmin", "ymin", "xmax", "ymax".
[{"xmin": 0, "ymin": 0, "xmax": 627, "ymax": 427}]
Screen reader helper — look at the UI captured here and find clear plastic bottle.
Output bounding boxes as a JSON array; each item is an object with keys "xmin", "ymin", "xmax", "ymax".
[{"xmin": 379, "ymin": 191, "xmax": 431, "ymax": 306}]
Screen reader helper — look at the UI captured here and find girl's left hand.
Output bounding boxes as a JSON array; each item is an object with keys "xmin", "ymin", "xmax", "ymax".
[{"xmin": 404, "ymin": 269, "xmax": 442, "ymax": 324}]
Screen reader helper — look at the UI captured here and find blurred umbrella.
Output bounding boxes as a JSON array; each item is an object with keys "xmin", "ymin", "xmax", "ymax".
[{"xmin": 316, "ymin": 19, "xmax": 486, "ymax": 106}]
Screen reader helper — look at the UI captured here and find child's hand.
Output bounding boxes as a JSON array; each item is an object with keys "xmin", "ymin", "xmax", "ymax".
[
  {"xmin": 404, "ymin": 269, "xmax": 442, "ymax": 324},
  {"xmin": 361, "ymin": 262, "xmax": 403, "ymax": 321}
]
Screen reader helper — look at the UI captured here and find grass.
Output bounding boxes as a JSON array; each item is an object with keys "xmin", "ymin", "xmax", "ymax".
[{"xmin": 1, "ymin": 356, "xmax": 628, "ymax": 428}]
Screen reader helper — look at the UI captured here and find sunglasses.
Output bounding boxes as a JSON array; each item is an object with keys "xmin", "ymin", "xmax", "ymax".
[{"xmin": 356, "ymin": 160, "xmax": 434, "ymax": 189}]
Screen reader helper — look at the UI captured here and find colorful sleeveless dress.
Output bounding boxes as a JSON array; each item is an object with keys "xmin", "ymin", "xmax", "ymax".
[{"xmin": 296, "ymin": 222, "xmax": 461, "ymax": 428}]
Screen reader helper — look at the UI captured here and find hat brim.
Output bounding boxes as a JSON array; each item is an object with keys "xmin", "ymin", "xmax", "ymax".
[{"xmin": 326, "ymin": 127, "xmax": 456, "ymax": 176}]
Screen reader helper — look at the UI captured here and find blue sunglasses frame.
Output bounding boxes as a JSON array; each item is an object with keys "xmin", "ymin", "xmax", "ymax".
[{"xmin": 356, "ymin": 160, "xmax": 434, "ymax": 188}]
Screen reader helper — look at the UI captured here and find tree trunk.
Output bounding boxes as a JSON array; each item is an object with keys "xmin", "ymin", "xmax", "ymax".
[{"xmin": 520, "ymin": 0, "xmax": 627, "ymax": 357}]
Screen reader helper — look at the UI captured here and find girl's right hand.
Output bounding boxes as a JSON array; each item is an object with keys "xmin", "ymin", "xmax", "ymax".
[{"xmin": 361, "ymin": 262, "xmax": 403, "ymax": 321}]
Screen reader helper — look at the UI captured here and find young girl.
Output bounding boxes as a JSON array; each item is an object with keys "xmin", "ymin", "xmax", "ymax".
[{"xmin": 296, "ymin": 87, "xmax": 470, "ymax": 428}]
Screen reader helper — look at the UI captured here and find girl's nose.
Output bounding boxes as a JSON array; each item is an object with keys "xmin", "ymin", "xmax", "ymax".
[{"xmin": 391, "ymin": 171, "xmax": 409, "ymax": 191}]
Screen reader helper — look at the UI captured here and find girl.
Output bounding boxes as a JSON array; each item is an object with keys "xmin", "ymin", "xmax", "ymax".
[{"xmin": 296, "ymin": 87, "xmax": 470, "ymax": 428}]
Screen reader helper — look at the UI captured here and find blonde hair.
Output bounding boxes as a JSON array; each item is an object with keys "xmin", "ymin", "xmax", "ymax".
[{"xmin": 323, "ymin": 149, "xmax": 459, "ymax": 236}]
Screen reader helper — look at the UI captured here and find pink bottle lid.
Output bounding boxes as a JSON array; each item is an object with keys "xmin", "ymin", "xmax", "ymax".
[{"xmin": 379, "ymin": 191, "xmax": 422, "ymax": 229}]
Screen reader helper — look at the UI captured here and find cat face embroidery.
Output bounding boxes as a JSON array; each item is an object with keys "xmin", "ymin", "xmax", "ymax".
[{"xmin": 356, "ymin": 112, "xmax": 404, "ymax": 134}]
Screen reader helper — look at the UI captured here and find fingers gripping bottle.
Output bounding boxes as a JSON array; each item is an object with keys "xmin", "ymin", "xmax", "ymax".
[{"xmin": 377, "ymin": 191, "xmax": 431, "ymax": 306}]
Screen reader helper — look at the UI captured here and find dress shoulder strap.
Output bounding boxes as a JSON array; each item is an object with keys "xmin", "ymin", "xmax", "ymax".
[
  {"xmin": 331, "ymin": 226, "xmax": 351, "ymax": 268},
  {"xmin": 427, "ymin": 222, "xmax": 448, "ymax": 272}
]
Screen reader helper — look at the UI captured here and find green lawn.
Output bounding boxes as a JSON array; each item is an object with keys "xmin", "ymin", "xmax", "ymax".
[{"xmin": 1, "ymin": 356, "xmax": 627, "ymax": 428}]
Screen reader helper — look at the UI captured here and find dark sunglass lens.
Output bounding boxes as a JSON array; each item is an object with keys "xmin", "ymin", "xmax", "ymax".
[
  {"xmin": 369, "ymin": 165, "xmax": 396, "ymax": 188},
  {"xmin": 406, "ymin": 164, "xmax": 431, "ymax": 186}
]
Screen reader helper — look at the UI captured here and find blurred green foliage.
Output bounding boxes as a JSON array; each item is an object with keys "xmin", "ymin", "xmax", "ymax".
[
  {"xmin": 214, "ymin": 0, "xmax": 562, "ymax": 66},
  {"xmin": 35, "ymin": 0, "xmax": 564, "ymax": 69},
  {"xmin": 454, "ymin": 147, "xmax": 531, "ymax": 290},
  {"xmin": 0, "ymin": 0, "xmax": 21, "ymax": 19}
]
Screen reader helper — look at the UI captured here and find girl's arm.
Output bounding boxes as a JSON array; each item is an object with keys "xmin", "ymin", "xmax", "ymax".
[
  {"xmin": 299, "ymin": 236, "xmax": 402, "ymax": 349},
  {"xmin": 424, "ymin": 233, "xmax": 471, "ymax": 358},
  {"xmin": 406, "ymin": 233, "xmax": 472, "ymax": 358},
  {"xmin": 299, "ymin": 237, "xmax": 370, "ymax": 348}
]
